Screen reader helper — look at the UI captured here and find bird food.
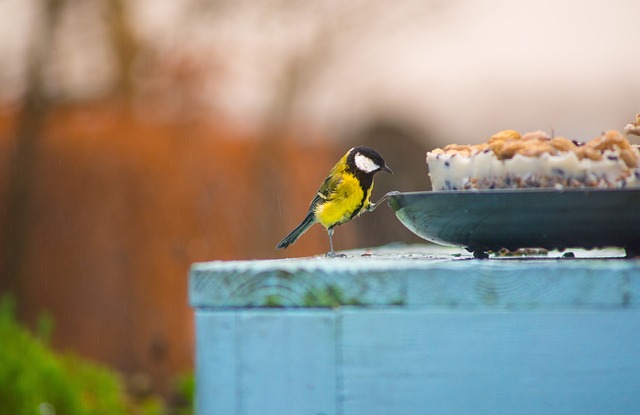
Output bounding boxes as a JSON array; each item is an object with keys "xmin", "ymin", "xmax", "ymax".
[{"xmin": 426, "ymin": 129, "xmax": 640, "ymax": 191}]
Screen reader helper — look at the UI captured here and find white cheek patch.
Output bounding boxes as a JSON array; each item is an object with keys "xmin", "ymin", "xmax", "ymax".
[{"xmin": 355, "ymin": 153, "xmax": 379, "ymax": 173}]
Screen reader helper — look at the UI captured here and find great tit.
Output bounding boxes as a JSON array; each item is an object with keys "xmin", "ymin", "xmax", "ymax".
[{"xmin": 276, "ymin": 146, "xmax": 392, "ymax": 257}]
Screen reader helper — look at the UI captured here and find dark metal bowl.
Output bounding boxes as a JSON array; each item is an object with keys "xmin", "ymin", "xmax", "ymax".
[{"xmin": 388, "ymin": 188, "xmax": 640, "ymax": 256}]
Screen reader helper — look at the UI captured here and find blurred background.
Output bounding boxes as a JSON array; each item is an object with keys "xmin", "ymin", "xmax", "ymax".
[{"xmin": 1, "ymin": 0, "xmax": 639, "ymax": 412}]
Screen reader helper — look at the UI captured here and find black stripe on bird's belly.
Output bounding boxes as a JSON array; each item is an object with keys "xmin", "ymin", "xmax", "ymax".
[{"xmin": 348, "ymin": 170, "xmax": 373, "ymax": 220}]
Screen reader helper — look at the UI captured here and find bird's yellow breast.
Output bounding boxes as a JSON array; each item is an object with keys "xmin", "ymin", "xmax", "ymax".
[{"xmin": 314, "ymin": 174, "xmax": 372, "ymax": 229}]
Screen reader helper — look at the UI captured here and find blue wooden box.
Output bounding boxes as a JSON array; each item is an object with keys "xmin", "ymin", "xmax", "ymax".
[{"xmin": 189, "ymin": 248, "xmax": 640, "ymax": 415}]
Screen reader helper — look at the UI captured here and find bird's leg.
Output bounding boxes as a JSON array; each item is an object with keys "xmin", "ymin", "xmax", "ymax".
[
  {"xmin": 328, "ymin": 228, "xmax": 335, "ymax": 256},
  {"xmin": 325, "ymin": 228, "xmax": 345, "ymax": 258},
  {"xmin": 368, "ymin": 191, "xmax": 400, "ymax": 212}
]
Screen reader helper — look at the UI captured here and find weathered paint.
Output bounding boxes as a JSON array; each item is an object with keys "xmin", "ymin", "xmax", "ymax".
[{"xmin": 190, "ymin": 246, "xmax": 640, "ymax": 414}]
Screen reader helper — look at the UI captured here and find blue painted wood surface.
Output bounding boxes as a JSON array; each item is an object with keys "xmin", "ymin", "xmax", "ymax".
[
  {"xmin": 341, "ymin": 309, "xmax": 640, "ymax": 415},
  {"xmin": 189, "ymin": 247, "xmax": 640, "ymax": 415},
  {"xmin": 195, "ymin": 310, "xmax": 336, "ymax": 415}
]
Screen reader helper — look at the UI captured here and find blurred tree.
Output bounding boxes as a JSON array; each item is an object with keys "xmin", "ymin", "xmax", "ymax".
[
  {"xmin": 104, "ymin": 0, "xmax": 139, "ymax": 98},
  {"xmin": 1, "ymin": 0, "xmax": 140, "ymax": 306},
  {"xmin": 1, "ymin": 0, "xmax": 64, "ymax": 308}
]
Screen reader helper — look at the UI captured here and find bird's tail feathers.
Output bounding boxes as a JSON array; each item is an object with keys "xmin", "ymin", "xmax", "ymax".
[{"xmin": 276, "ymin": 213, "xmax": 316, "ymax": 249}]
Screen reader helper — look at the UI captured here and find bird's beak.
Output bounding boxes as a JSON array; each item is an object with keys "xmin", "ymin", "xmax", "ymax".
[{"xmin": 381, "ymin": 165, "xmax": 393, "ymax": 174}]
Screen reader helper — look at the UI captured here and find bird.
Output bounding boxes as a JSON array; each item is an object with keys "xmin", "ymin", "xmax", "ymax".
[{"xmin": 276, "ymin": 146, "xmax": 392, "ymax": 257}]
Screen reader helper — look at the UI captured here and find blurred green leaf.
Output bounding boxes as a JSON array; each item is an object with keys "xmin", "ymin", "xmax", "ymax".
[{"xmin": 0, "ymin": 294, "xmax": 128, "ymax": 415}]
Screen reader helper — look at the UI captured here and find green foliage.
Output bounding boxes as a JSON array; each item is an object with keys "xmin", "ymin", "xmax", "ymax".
[
  {"xmin": 136, "ymin": 397, "xmax": 165, "ymax": 415},
  {"xmin": 36, "ymin": 310, "xmax": 55, "ymax": 345},
  {"xmin": 0, "ymin": 295, "xmax": 129, "ymax": 415},
  {"xmin": 128, "ymin": 372, "xmax": 195, "ymax": 415},
  {"xmin": 173, "ymin": 373, "xmax": 195, "ymax": 415}
]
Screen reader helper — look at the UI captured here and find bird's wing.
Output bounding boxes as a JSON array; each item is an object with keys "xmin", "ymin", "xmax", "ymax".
[{"xmin": 307, "ymin": 173, "xmax": 342, "ymax": 213}]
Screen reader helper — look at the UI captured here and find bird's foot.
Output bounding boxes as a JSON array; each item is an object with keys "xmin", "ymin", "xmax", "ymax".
[
  {"xmin": 369, "ymin": 191, "xmax": 401, "ymax": 211},
  {"xmin": 326, "ymin": 251, "xmax": 347, "ymax": 258}
]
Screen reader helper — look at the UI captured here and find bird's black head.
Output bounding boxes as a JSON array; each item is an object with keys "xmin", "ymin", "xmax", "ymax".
[{"xmin": 346, "ymin": 146, "xmax": 392, "ymax": 176}]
